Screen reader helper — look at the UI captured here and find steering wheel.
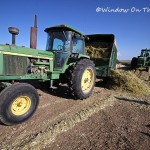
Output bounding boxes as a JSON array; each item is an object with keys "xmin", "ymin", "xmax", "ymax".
[{"xmin": 57, "ymin": 45, "xmax": 63, "ymax": 50}]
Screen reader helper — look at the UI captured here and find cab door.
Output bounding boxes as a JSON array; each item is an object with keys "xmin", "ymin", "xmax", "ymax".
[
  {"xmin": 52, "ymin": 37, "xmax": 70, "ymax": 71},
  {"xmin": 54, "ymin": 51, "xmax": 69, "ymax": 69}
]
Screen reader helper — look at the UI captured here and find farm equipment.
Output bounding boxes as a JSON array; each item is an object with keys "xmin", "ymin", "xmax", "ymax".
[
  {"xmin": 85, "ymin": 34, "xmax": 117, "ymax": 77},
  {"xmin": 0, "ymin": 16, "xmax": 117, "ymax": 125},
  {"xmin": 131, "ymin": 49, "xmax": 150, "ymax": 71}
]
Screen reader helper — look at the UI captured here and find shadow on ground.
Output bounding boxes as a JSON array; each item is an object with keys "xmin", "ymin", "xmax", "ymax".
[
  {"xmin": 141, "ymin": 132, "xmax": 150, "ymax": 138},
  {"xmin": 146, "ymin": 124, "xmax": 150, "ymax": 128},
  {"xmin": 141, "ymin": 124, "xmax": 150, "ymax": 138},
  {"xmin": 22, "ymin": 80, "xmax": 74, "ymax": 100},
  {"xmin": 115, "ymin": 97, "xmax": 150, "ymax": 106}
]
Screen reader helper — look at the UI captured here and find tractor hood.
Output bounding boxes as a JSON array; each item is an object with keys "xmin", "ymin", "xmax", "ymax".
[{"xmin": 0, "ymin": 44, "xmax": 53, "ymax": 59}]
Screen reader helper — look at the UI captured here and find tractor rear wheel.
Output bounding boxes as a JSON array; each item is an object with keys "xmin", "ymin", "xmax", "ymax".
[
  {"xmin": 131, "ymin": 57, "xmax": 137, "ymax": 69},
  {"xmin": 146, "ymin": 67, "xmax": 150, "ymax": 73},
  {"xmin": 0, "ymin": 83, "xmax": 39, "ymax": 125},
  {"xmin": 68, "ymin": 59, "xmax": 96, "ymax": 99}
]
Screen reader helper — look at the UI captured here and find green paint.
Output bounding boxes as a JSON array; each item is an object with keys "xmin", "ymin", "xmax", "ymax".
[
  {"xmin": 137, "ymin": 49, "xmax": 150, "ymax": 68},
  {"xmin": 45, "ymin": 24, "xmax": 83, "ymax": 35},
  {"xmin": 0, "ymin": 25, "xmax": 117, "ymax": 86},
  {"xmin": 0, "ymin": 54, "xmax": 3, "ymax": 74}
]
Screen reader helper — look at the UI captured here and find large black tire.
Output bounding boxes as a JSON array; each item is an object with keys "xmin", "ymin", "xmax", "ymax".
[
  {"xmin": 68, "ymin": 59, "xmax": 96, "ymax": 99},
  {"xmin": 131, "ymin": 57, "xmax": 137, "ymax": 69},
  {"xmin": 0, "ymin": 83, "xmax": 39, "ymax": 125},
  {"xmin": 146, "ymin": 67, "xmax": 150, "ymax": 73}
]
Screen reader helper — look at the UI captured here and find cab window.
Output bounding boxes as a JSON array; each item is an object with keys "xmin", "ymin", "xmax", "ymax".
[
  {"xmin": 46, "ymin": 31, "xmax": 71, "ymax": 51},
  {"xmin": 72, "ymin": 35, "xmax": 84, "ymax": 54}
]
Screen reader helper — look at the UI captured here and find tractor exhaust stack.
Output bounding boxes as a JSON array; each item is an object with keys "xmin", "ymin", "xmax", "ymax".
[{"xmin": 30, "ymin": 15, "xmax": 37, "ymax": 49}]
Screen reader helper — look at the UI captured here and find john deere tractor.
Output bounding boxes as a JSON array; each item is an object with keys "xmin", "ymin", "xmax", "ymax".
[
  {"xmin": 131, "ymin": 49, "xmax": 150, "ymax": 71},
  {"xmin": 0, "ymin": 16, "xmax": 117, "ymax": 125}
]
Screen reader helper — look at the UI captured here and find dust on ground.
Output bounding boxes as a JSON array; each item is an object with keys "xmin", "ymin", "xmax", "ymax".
[{"xmin": 0, "ymin": 68, "xmax": 150, "ymax": 150}]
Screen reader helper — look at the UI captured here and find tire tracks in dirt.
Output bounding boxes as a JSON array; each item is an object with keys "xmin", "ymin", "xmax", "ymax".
[{"xmin": 1, "ymin": 88, "xmax": 117, "ymax": 150}]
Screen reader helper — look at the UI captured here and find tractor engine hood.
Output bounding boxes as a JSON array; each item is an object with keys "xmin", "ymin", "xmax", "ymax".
[{"xmin": 0, "ymin": 44, "xmax": 54, "ymax": 59}]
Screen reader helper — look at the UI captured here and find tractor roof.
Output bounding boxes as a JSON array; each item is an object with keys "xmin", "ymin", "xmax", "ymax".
[
  {"xmin": 141, "ymin": 49, "xmax": 150, "ymax": 51},
  {"xmin": 45, "ymin": 24, "xmax": 83, "ymax": 35}
]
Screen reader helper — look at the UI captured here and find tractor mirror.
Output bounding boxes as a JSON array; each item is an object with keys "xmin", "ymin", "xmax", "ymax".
[{"xmin": 85, "ymin": 36, "xmax": 89, "ymax": 40}]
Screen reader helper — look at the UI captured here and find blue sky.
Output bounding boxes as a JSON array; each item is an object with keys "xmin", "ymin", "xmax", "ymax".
[{"xmin": 0, "ymin": 0, "xmax": 150, "ymax": 60}]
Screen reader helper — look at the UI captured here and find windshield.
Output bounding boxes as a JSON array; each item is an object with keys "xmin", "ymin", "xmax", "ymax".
[
  {"xmin": 140, "ymin": 50, "xmax": 150, "ymax": 57},
  {"xmin": 46, "ymin": 31, "xmax": 71, "ymax": 51}
]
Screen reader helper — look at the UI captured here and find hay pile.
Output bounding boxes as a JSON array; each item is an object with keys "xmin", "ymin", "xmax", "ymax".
[
  {"xmin": 85, "ymin": 42, "xmax": 111, "ymax": 58},
  {"xmin": 132, "ymin": 70, "xmax": 150, "ymax": 81},
  {"xmin": 106, "ymin": 70, "xmax": 150, "ymax": 95},
  {"xmin": 85, "ymin": 46, "xmax": 110, "ymax": 58}
]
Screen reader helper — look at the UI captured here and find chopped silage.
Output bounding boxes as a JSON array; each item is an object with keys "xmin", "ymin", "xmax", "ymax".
[
  {"xmin": 85, "ymin": 42, "xmax": 111, "ymax": 58},
  {"xmin": 85, "ymin": 46, "xmax": 110, "ymax": 58},
  {"xmin": 131, "ymin": 69, "xmax": 150, "ymax": 81},
  {"xmin": 106, "ymin": 70, "xmax": 150, "ymax": 96}
]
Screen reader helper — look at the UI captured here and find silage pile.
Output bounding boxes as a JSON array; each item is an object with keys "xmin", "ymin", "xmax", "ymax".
[
  {"xmin": 85, "ymin": 46, "xmax": 110, "ymax": 58},
  {"xmin": 131, "ymin": 69, "xmax": 150, "ymax": 81},
  {"xmin": 106, "ymin": 70, "xmax": 150, "ymax": 95},
  {"xmin": 85, "ymin": 42, "xmax": 111, "ymax": 58}
]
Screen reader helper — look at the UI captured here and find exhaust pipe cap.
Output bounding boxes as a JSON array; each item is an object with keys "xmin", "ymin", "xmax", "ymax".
[{"xmin": 8, "ymin": 27, "xmax": 19, "ymax": 35}]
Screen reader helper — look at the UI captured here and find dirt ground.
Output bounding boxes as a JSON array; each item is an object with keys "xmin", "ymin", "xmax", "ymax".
[{"xmin": 0, "ymin": 71, "xmax": 150, "ymax": 150}]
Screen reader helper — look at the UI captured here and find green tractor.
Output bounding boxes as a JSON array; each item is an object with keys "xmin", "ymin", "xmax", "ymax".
[
  {"xmin": 0, "ymin": 16, "xmax": 117, "ymax": 125},
  {"xmin": 131, "ymin": 49, "xmax": 150, "ymax": 71}
]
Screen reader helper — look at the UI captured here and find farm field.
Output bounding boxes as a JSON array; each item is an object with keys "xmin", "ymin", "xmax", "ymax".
[{"xmin": 0, "ymin": 67, "xmax": 150, "ymax": 150}]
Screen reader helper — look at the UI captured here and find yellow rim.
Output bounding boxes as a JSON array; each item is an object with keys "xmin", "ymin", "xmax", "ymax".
[
  {"xmin": 81, "ymin": 67, "xmax": 94, "ymax": 93},
  {"xmin": 11, "ymin": 96, "xmax": 31, "ymax": 116}
]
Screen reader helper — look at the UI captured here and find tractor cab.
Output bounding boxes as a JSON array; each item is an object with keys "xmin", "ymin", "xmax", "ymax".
[
  {"xmin": 140, "ymin": 49, "xmax": 150, "ymax": 57},
  {"xmin": 45, "ymin": 25, "xmax": 85, "ymax": 69}
]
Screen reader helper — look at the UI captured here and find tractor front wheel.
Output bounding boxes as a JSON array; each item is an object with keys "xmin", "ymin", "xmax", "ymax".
[
  {"xmin": 68, "ymin": 59, "xmax": 96, "ymax": 99},
  {"xmin": 146, "ymin": 67, "xmax": 150, "ymax": 73},
  {"xmin": 0, "ymin": 83, "xmax": 39, "ymax": 125}
]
